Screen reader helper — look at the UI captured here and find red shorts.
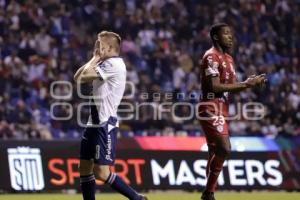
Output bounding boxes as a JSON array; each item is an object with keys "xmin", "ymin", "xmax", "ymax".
[
  {"xmin": 199, "ymin": 99, "xmax": 229, "ymax": 142},
  {"xmin": 199, "ymin": 111, "xmax": 229, "ymax": 144}
]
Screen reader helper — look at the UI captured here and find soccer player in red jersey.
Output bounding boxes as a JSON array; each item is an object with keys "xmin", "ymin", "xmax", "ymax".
[{"xmin": 199, "ymin": 23, "xmax": 266, "ymax": 200}]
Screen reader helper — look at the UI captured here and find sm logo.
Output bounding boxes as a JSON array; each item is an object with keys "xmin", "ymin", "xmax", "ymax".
[{"xmin": 7, "ymin": 147, "xmax": 45, "ymax": 191}]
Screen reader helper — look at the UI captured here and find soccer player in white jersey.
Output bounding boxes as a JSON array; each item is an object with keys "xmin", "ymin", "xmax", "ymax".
[{"xmin": 74, "ymin": 31, "xmax": 147, "ymax": 200}]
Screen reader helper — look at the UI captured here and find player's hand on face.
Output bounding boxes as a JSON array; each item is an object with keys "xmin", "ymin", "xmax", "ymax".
[
  {"xmin": 93, "ymin": 49, "xmax": 99, "ymax": 58},
  {"xmin": 93, "ymin": 40, "xmax": 101, "ymax": 58}
]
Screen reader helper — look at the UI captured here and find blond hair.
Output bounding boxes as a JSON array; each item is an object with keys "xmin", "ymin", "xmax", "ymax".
[{"xmin": 98, "ymin": 31, "xmax": 121, "ymax": 52}]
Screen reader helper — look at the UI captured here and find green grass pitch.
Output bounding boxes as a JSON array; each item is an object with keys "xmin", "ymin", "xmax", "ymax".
[{"xmin": 0, "ymin": 192, "xmax": 299, "ymax": 200}]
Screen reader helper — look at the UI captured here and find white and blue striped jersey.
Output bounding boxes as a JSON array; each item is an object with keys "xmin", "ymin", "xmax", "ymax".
[{"xmin": 87, "ymin": 57, "xmax": 126, "ymax": 127}]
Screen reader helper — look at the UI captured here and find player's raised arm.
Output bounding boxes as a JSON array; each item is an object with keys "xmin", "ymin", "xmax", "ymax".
[
  {"xmin": 74, "ymin": 56, "xmax": 100, "ymax": 83},
  {"xmin": 73, "ymin": 58, "xmax": 95, "ymax": 83},
  {"xmin": 73, "ymin": 65, "xmax": 85, "ymax": 81},
  {"xmin": 74, "ymin": 41, "xmax": 101, "ymax": 83}
]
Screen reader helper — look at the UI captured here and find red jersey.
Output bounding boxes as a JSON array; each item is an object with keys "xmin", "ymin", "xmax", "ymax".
[{"xmin": 199, "ymin": 47, "xmax": 236, "ymax": 117}]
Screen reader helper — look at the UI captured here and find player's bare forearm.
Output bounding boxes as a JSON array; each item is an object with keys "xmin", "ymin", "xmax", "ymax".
[
  {"xmin": 210, "ymin": 74, "xmax": 266, "ymax": 93},
  {"xmin": 74, "ymin": 57, "xmax": 99, "ymax": 83},
  {"xmin": 75, "ymin": 69, "xmax": 98, "ymax": 83},
  {"xmin": 75, "ymin": 72, "xmax": 98, "ymax": 83},
  {"xmin": 211, "ymin": 76, "xmax": 247, "ymax": 93},
  {"xmin": 79, "ymin": 64, "xmax": 98, "ymax": 82},
  {"xmin": 74, "ymin": 65, "xmax": 86, "ymax": 82},
  {"xmin": 212, "ymin": 82, "xmax": 248, "ymax": 93},
  {"xmin": 74, "ymin": 57, "xmax": 93, "ymax": 83}
]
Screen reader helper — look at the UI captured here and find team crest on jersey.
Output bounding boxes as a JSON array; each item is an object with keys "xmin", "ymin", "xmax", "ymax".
[
  {"xmin": 98, "ymin": 62, "xmax": 105, "ymax": 69},
  {"xmin": 212, "ymin": 62, "xmax": 219, "ymax": 69},
  {"xmin": 217, "ymin": 125, "xmax": 224, "ymax": 133},
  {"xmin": 206, "ymin": 56, "xmax": 219, "ymax": 76},
  {"xmin": 222, "ymin": 61, "xmax": 227, "ymax": 68},
  {"xmin": 98, "ymin": 61, "xmax": 112, "ymax": 71}
]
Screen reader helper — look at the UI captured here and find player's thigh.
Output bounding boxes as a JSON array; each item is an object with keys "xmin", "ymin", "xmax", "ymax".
[
  {"xmin": 80, "ymin": 128, "xmax": 95, "ymax": 161},
  {"xmin": 79, "ymin": 159, "xmax": 94, "ymax": 175},
  {"xmin": 200, "ymin": 114, "xmax": 230, "ymax": 155},
  {"xmin": 93, "ymin": 164, "xmax": 111, "ymax": 181},
  {"xmin": 201, "ymin": 111, "xmax": 228, "ymax": 131},
  {"xmin": 214, "ymin": 134, "xmax": 231, "ymax": 157},
  {"xmin": 94, "ymin": 125, "xmax": 118, "ymax": 166}
]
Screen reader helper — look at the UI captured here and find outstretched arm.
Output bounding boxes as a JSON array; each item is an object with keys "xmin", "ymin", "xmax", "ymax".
[{"xmin": 210, "ymin": 74, "xmax": 266, "ymax": 93}]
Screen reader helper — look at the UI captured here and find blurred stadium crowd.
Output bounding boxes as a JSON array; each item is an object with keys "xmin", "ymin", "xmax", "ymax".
[{"xmin": 0, "ymin": 0, "xmax": 300, "ymax": 139}]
